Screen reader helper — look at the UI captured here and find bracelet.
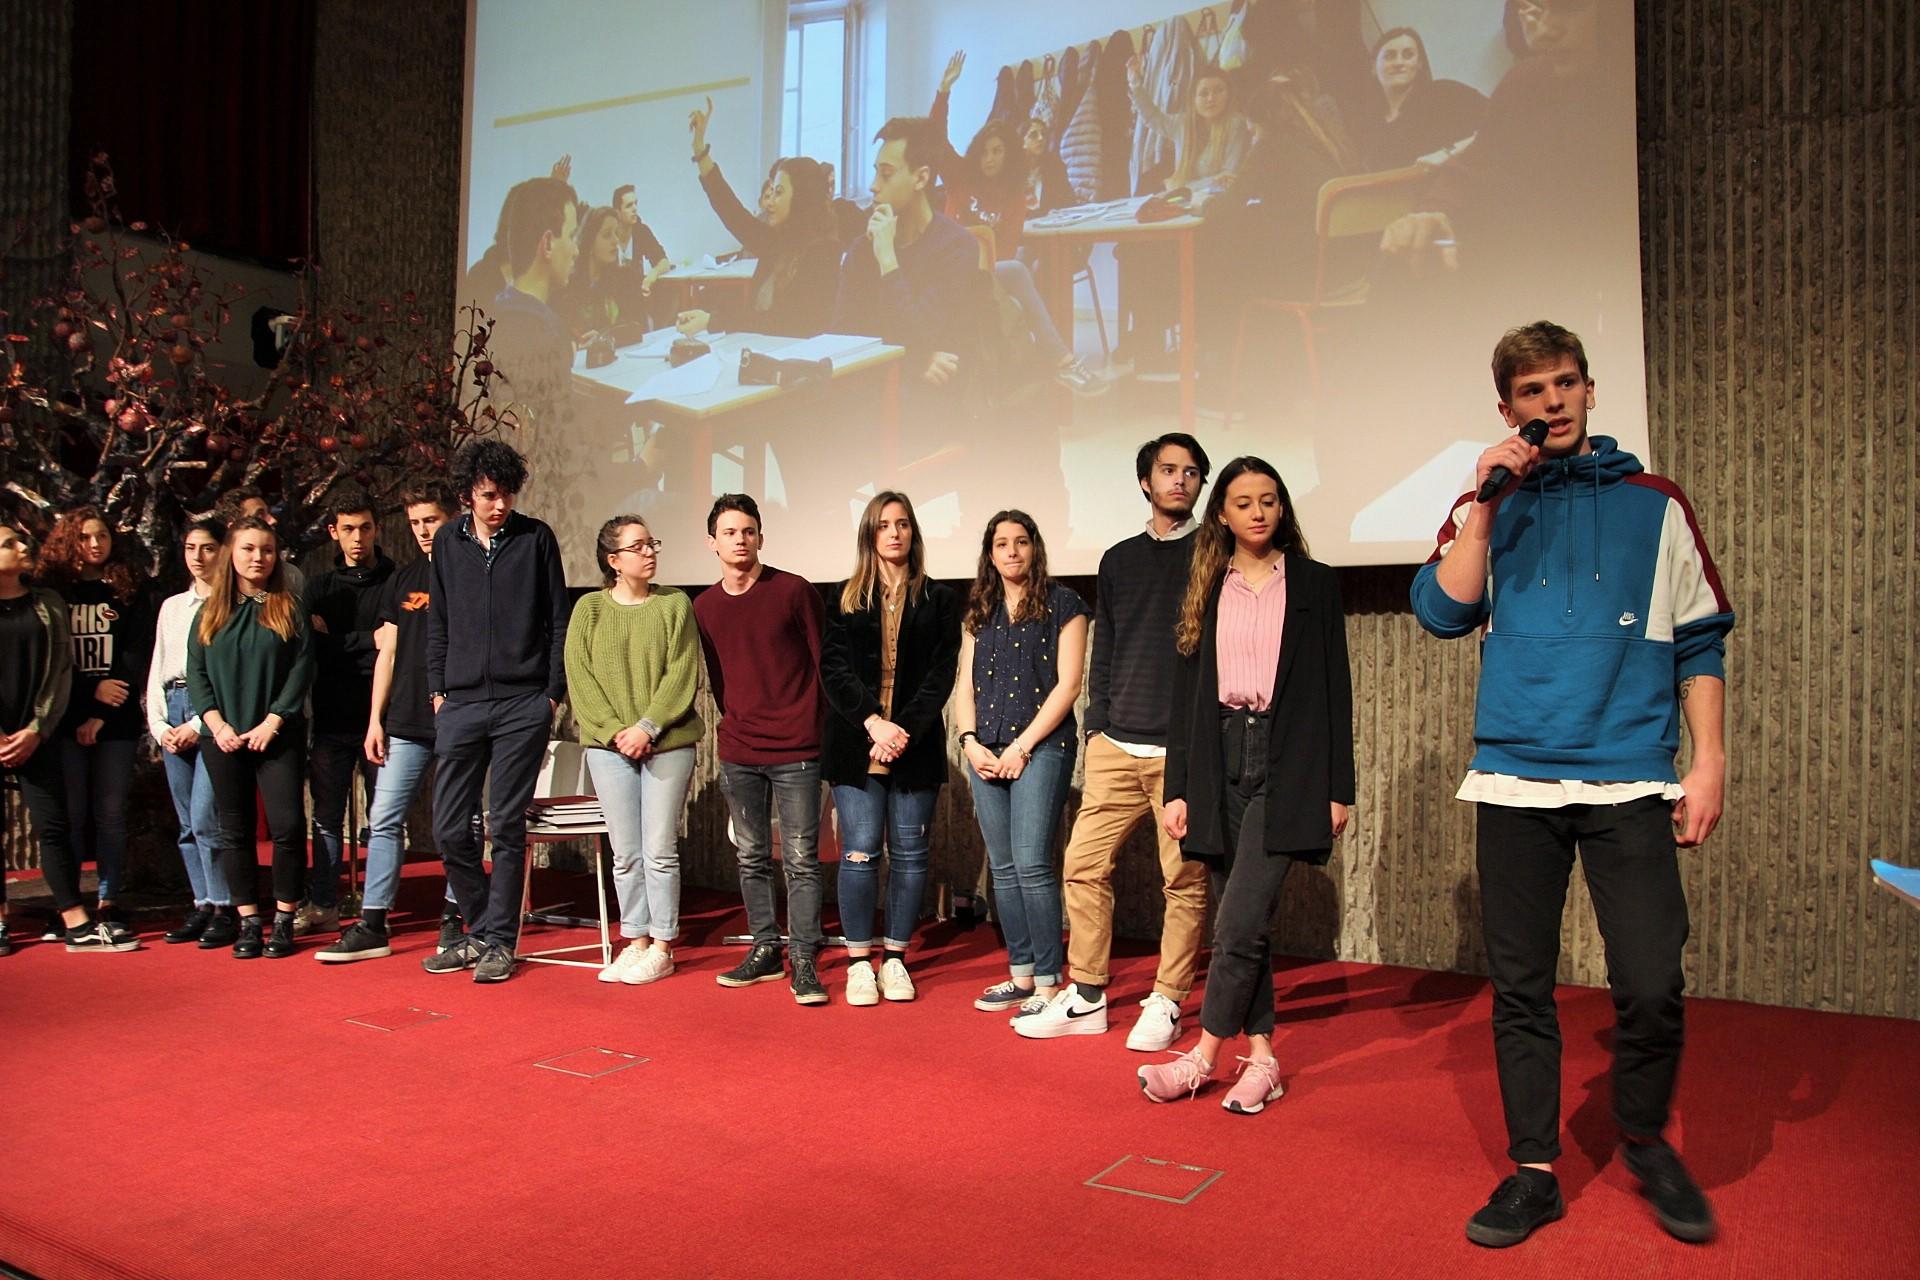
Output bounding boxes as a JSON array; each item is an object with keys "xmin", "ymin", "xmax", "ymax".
[
  {"xmin": 957, "ymin": 730, "xmax": 978, "ymax": 746},
  {"xmin": 1014, "ymin": 742, "xmax": 1032, "ymax": 761},
  {"xmin": 691, "ymin": 146, "xmax": 711, "ymax": 163}
]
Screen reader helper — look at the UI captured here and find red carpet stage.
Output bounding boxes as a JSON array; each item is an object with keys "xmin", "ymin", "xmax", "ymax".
[{"xmin": 3, "ymin": 876, "xmax": 1916, "ymax": 1280}]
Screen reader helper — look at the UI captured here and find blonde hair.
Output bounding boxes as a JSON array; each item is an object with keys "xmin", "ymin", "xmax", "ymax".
[
  {"xmin": 197, "ymin": 517, "xmax": 299, "ymax": 645},
  {"xmin": 840, "ymin": 491, "xmax": 926, "ymax": 614}
]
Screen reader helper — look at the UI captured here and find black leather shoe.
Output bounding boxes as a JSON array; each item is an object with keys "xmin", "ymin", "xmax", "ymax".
[
  {"xmin": 232, "ymin": 915, "xmax": 265, "ymax": 959},
  {"xmin": 1620, "ymin": 1141, "xmax": 1716, "ymax": 1243},
  {"xmin": 1466, "ymin": 1170, "xmax": 1565, "ymax": 1247},
  {"xmin": 264, "ymin": 916, "xmax": 297, "ymax": 958},
  {"xmin": 198, "ymin": 910, "xmax": 239, "ymax": 949},
  {"xmin": 164, "ymin": 907, "xmax": 213, "ymax": 944}
]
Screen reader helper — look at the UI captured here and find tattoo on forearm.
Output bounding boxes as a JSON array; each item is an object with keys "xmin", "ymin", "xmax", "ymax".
[{"xmin": 1678, "ymin": 676, "xmax": 1697, "ymax": 701}]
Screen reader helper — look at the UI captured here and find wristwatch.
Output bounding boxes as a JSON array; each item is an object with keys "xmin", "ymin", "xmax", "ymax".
[{"xmin": 691, "ymin": 146, "xmax": 711, "ymax": 163}]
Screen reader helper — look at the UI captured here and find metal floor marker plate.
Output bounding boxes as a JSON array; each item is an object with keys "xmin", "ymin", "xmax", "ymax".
[
  {"xmin": 344, "ymin": 1007, "xmax": 450, "ymax": 1032},
  {"xmin": 1085, "ymin": 1155, "xmax": 1223, "ymax": 1204},
  {"xmin": 532, "ymin": 1047, "xmax": 649, "ymax": 1079}
]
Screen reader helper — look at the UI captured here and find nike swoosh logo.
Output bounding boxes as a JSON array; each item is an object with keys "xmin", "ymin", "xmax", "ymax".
[{"xmin": 1066, "ymin": 1004, "xmax": 1100, "ymax": 1018}]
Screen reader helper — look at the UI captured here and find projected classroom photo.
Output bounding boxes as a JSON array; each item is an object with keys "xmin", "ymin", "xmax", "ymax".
[{"xmin": 461, "ymin": 0, "xmax": 1642, "ymax": 582}]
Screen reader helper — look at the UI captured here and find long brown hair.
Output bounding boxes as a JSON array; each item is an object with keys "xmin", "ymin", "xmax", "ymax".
[
  {"xmin": 1175, "ymin": 457, "xmax": 1310, "ymax": 656},
  {"xmin": 840, "ymin": 491, "xmax": 926, "ymax": 614},
  {"xmin": 39, "ymin": 506, "xmax": 139, "ymax": 599},
  {"xmin": 1171, "ymin": 64, "xmax": 1237, "ymax": 190},
  {"xmin": 198, "ymin": 516, "xmax": 299, "ymax": 644},
  {"xmin": 964, "ymin": 510, "xmax": 1053, "ymax": 634}
]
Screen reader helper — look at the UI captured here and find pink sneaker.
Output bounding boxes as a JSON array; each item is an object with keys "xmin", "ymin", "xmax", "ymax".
[
  {"xmin": 1136, "ymin": 1047, "xmax": 1214, "ymax": 1103},
  {"xmin": 1221, "ymin": 1056, "xmax": 1284, "ymax": 1114}
]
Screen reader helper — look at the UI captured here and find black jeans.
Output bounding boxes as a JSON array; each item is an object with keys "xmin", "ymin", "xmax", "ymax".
[
  {"xmin": 1476, "ymin": 796, "xmax": 1691, "ymax": 1164},
  {"xmin": 307, "ymin": 730, "xmax": 380, "ymax": 907},
  {"xmin": 1198, "ymin": 709, "xmax": 1305, "ymax": 1040},
  {"xmin": 431, "ymin": 691, "xmax": 551, "ymax": 947},
  {"xmin": 718, "ymin": 759, "xmax": 825, "ymax": 954},
  {"xmin": 4, "ymin": 745, "xmax": 80, "ymax": 911},
  {"xmin": 202, "ymin": 731, "xmax": 310, "ymax": 909}
]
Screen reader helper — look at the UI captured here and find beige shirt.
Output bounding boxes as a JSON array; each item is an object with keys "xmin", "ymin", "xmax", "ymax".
[{"xmin": 870, "ymin": 579, "xmax": 906, "ymax": 776}]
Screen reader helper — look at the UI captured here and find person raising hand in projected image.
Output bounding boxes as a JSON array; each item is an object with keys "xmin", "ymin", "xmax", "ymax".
[
  {"xmin": 678, "ymin": 94, "xmax": 843, "ymax": 338},
  {"xmin": 832, "ymin": 116, "xmax": 993, "ymax": 394}
]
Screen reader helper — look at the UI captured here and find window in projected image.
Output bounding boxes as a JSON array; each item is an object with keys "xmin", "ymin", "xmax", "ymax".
[
  {"xmin": 782, "ymin": 9, "xmax": 848, "ymax": 188},
  {"xmin": 462, "ymin": 0, "xmax": 1646, "ymax": 585}
]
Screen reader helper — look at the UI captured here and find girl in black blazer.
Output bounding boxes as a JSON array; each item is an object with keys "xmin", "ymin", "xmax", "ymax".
[
  {"xmin": 1141, "ymin": 457, "xmax": 1355, "ymax": 1114},
  {"xmin": 820, "ymin": 492, "xmax": 961, "ymax": 1007}
]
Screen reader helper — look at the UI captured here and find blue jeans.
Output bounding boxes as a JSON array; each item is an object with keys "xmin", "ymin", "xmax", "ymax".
[
  {"xmin": 718, "ymin": 759, "xmax": 825, "ymax": 953},
  {"xmin": 587, "ymin": 746, "xmax": 697, "ymax": 941},
  {"xmin": 995, "ymin": 259, "xmax": 1071, "ymax": 363},
  {"xmin": 832, "ymin": 777, "xmax": 938, "ymax": 951},
  {"xmin": 160, "ymin": 685, "xmax": 228, "ymax": 906},
  {"xmin": 967, "ymin": 742, "xmax": 1072, "ymax": 986},
  {"xmin": 363, "ymin": 735, "xmax": 435, "ymax": 912},
  {"xmin": 55, "ymin": 734, "xmax": 137, "ymax": 901}
]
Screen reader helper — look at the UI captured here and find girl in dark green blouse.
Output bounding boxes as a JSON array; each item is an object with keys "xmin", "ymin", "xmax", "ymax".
[{"xmin": 187, "ymin": 516, "xmax": 315, "ymax": 960}]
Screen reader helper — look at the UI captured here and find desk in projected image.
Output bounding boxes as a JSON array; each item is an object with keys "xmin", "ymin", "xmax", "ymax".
[
  {"xmin": 1025, "ymin": 197, "xmax": 1204, "ymax": 431},
  {"xmin": 572, "ymin": 330, "xmax": 904, "ymax": 508}
]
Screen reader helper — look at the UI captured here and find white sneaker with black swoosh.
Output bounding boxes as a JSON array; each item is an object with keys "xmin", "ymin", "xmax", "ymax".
[{"xmin": 1011, "ymin": 987, "xmax": 1108, "ymax": 1039}]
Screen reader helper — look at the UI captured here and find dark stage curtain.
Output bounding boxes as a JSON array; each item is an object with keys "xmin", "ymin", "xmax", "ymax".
[{"xmin": 68, "ymin": 0, "xmax": 316, "ymax": 265}]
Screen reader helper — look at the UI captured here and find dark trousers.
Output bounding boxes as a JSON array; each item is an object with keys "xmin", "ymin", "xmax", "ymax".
[
  {"xmin": 203, "ymin": 732, "xmax": 309, "ymax": 909},
  {"xmin": 308, "ymin": 730, "xmax": 379, "ymax": 907},
  {"xmin": 431, "ymin": 691, "xmax": 551, "ymax": 947},
  {"xmin": 1198, "ymin": 710, "xmax": 1309, "ymax": 1040},
  {"xmin": 4, "ymin": 745, "xmax": 80, "ymax": 911},
  {"xmin": 718, "ymin": 759, "xmax": 825, "ymax": 954},
  {"xmin": 1477, "ymin": 796, "xmax": 1691, "ymax": 1164}
]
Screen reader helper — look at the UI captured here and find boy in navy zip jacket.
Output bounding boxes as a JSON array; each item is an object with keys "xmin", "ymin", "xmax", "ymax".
[
  {"xmin": 423, "ymin": 440, "xmax": 569, "ymax": 984},
  {"xmin": 1411, "ymin": 322, "xmax": 1734, "ymax": 1250}
]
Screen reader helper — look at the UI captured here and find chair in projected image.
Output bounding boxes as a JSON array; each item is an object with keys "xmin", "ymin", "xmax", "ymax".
[
  {"xmin": 1221, "ymin": 164, "xmax": 1426, "ymax": 423},
  {"xmin": 721, "ymin": 780, "xmax": 847, "ymax": 948}
]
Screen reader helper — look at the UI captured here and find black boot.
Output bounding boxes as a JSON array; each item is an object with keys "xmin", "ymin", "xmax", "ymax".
[
  {"xmin": 264, "ymin": 913, "xmax": 297, "ymax": 959},
  {"xmin": 232, "ymin": 915, "xmax": 264, "ymax": 959},
  {"xmin": 198, "ymin": 908, "xmax": 239, "ymax": 949},
  {"xmin": 164, "ymin": 906, "xmax": 213, "ymax": 944}
]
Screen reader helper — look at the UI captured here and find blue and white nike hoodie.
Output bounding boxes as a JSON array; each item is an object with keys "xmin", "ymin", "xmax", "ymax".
[{"xmin": 1409, "ymin": 436, "xmax": 1735, "ymax": 783}]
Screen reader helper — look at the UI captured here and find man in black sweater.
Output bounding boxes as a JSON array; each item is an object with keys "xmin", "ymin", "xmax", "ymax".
[
  {"xmin": 1016, "ymin": 434, "xmax": 1212, "ymax": 1049},
  {"xmin": 423, "ymin": 441, "xmax": 570, "ymax": 983},
  {"xmin": 833, "ymin": 116, "xmax": 992, "ymax": 396},
  {"xmin": 300, "ymin": 491, "xmax": 393, "ymax": 935}
]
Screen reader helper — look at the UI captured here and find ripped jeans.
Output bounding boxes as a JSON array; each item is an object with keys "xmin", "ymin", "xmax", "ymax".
[{"xmin": 831, "ymin": 776, "xmax": 938, "ymax": 951}]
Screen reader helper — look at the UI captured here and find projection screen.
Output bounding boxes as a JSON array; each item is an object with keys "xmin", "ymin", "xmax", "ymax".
[{"xmin": 460, "ymin": 0, "xmax": 1645, "ymax": 583}]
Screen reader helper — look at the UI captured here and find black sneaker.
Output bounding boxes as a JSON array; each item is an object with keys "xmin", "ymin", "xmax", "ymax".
[
  {"xmin": 436, "ymin": 905, "xmax": 465, "ymax": 955},
  {"xmin": 423, "ymin": 935, "xmax": 482, "ymax": 974},
  {"xmin": 198, "ymin": 909, "xmax": 238, "ymax": 949},
  {"xmin": 472, "ymin": 941, "xmax": 515, "ymax": 983},
  {"xmin": 0, "ymin": 923, "xmax": 12, "ymax": 957},
  {"xmin": 65, "ymin": 921, "xmax": 140, "ymax": 953},
  {"xmin": 1465, "ymin": 1170, "xmax": 1565, "ymax": 1247},
  {"xmin": 232, "ymin": 915, "xmax": 265, "ymax": 959},
  {"xmin": 264, "ymin": 916, "xmax": 297, "ymax": 958},
  {"xmin": 98, "ymin": 906, "xmax": 135, "ymax": 939},
  {"xmin": 790, "ymin": 953, "xmax": 828, "ymax": 1006},
  {"xmin": 164, "ymin": 906, "xmax": 214, "ymax": 944},
  {"xmin": 716, "ymin": 941, "xmax": 784, "ymax": 988},
  {"xmin": 317, "ymin": 921, "xmax": 393, "ymax": 963},
  {"xmin": 41, "ymin": 917, "xmax": 65, "ymax": 942},
  {"xmin": 1620, "ymin": 1141, "xmax": 1717, "ymax": 1242}
]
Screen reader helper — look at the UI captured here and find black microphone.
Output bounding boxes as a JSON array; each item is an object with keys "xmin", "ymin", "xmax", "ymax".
[{"xmin": 1476, "ymin": 418, "xmax": 1551, "ymax": 503}]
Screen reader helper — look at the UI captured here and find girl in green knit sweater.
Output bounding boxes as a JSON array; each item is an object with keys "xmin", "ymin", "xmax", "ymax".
[{"xmin": 564, "ymin": 515, "xmax": 702, "ymax": 986}]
